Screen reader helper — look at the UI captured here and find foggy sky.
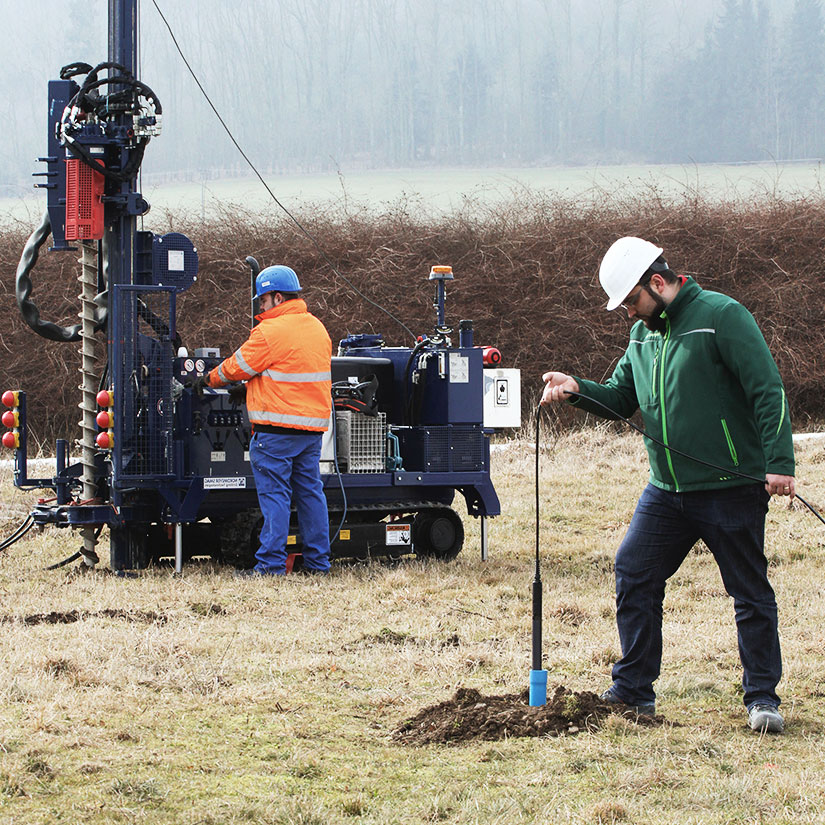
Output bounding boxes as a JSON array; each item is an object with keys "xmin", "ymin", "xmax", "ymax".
[{"xmin": 1, "ymin": 0, "xmax": 816, "ymax": 198}]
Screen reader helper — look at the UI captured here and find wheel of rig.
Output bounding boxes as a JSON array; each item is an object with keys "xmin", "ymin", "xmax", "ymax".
[
  {"xmin": 412, "ymin": 508, "xmax": 464, "ymax": 561},
  {"xmin": 218, "ymin": 509, "xmax": 263, "ymax": 569}
]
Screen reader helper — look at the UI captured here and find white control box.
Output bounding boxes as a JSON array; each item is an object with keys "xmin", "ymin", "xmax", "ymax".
[{"xmin": 483, "ymin": 368, "xmax": 521, "ymax": 428}]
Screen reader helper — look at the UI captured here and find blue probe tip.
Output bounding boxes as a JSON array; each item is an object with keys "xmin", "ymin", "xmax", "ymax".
[{"xmin": 529, "ymin": 669, "xmax": 548, "ymax": 707}]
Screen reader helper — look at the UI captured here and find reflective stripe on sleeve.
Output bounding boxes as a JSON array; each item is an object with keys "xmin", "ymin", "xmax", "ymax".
[
  {"xmin": 234, "ymin": 348, "xmax": 259, "ymax": 378},
  {"xmin": 263, "ymin": 369, "xmax": 332, "ymax": 383},
  {"xmin": 247, "ymin": 410, "xmax": 330, "ymax": 429},
  {"xmin": 216, "ymin": 363, "xmax": 229, "ymax": 384}
]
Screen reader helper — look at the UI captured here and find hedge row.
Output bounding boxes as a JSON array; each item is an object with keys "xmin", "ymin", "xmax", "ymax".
[{"xmin": 2, "ymin": 188, "xmax": 824, "ymax": 447}]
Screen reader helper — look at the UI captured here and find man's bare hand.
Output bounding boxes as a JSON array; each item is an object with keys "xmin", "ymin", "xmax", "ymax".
[
  {"xmin": 765, "ymin": 473, "xmax": 795, "ymax": 500},
  {"xmin": 540, "ymin": 371, "xmax": 580, "ymax": 406}
]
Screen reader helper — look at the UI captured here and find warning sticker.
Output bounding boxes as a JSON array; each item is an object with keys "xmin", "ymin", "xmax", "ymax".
[
  {"xmin": 449, "ymin": 353, "xmax": 469, "ymax": 383},
  {"xmin": 386, "ymin": 523, "xmax": 411, "ymax": 546},
  {"xmin": 168, "ymin": 249, "xmax": 185, "ymax": 271},
  {"xmin": 495, "ymin": 378, "xmax": 509, "ymax": 405},
  {"xmin": 203, "ymin": 477, "xmax": 247, "ymax": 489}
]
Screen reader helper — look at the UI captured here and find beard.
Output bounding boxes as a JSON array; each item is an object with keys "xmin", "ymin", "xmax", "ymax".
[{"xmin": 640, "ymin": 292, "xmax": 669, "ymax": 332}]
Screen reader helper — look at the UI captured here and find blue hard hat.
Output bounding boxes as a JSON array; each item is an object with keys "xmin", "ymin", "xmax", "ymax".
[{"xmin": 255, "ymin": 265, "xmax": 302, "ymax": 298}]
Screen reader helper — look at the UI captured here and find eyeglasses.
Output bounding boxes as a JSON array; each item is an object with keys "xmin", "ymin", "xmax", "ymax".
[
  {"xmin": 621, "ymin": 275, "xmax": 653, "ymax": 309},
  {"xmin": 622, "ymin": 287, "xmax": 644, "ymax": 309}
]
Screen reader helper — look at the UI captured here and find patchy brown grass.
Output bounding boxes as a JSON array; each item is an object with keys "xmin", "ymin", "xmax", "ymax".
[
  {"xmin": 2, "ymin": 188, "xmax": 825, "ymax": 446},
  {"xmin": 0, "ymin": 429, "xmax": 824, "ymax": 823}
]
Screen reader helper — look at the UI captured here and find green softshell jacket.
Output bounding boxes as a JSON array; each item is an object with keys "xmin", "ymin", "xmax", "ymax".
[{"xmin": 571, "ymin": 277, "xmax": 795, "ymax": 492}]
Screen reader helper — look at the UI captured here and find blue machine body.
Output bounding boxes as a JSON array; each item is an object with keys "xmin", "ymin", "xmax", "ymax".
[{"xmin": 7, "ymin": 0, "xmax": 510, "ymax": 570}]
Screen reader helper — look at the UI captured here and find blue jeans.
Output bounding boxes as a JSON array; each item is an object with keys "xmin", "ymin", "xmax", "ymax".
[
  {"xmin": 611, "ymin": 483, "xmax": 780, "ymax": 709},
  {"xmin": 249, "ymin": 431, "xmax": 331, "ymax": 574}
]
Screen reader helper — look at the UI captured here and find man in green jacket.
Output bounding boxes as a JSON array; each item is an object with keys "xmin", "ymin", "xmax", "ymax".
[{"xmin": 541, "ymin": 237, "xmax": 795, "ymax": 734}]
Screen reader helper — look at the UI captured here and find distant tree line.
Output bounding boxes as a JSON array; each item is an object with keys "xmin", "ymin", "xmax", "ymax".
[
  {"xmin": 143, "ymin": 0, "xmax": 825, "ymax": 175},
  {"xmin": 648, "ymin": 0, "xmax": 825, "ymax": 162},
  {"xmin": 3, "ymin": 0, "xmax": 823, "ymax": 191}
]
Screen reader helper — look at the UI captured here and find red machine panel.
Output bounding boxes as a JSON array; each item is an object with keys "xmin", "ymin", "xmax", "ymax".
[{"xmin": 65, "ymin": 158, "xmax": 105, "ymax": 241}]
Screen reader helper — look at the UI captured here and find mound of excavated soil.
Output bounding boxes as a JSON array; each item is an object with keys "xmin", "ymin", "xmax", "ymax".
[{"xmin": 393, "ymin": 685, "xmax": 661, "ymax": 745}]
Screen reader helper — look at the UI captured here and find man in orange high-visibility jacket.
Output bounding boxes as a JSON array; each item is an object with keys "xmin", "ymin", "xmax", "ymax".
[{"xmin": 206, "ymin": 265, "xmax": 333, "ymax": 575}]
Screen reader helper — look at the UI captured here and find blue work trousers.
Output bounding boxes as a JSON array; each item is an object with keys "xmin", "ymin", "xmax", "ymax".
[
  {"xmin": 611, "ymin": 482, "xmax": 780, "ymax": 710},
  {"xmin": 249, "ymin": 430, "xmax": 331, "ymax": 575}
]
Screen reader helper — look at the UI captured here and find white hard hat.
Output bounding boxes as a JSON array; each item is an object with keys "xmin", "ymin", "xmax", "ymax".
[{"xmin": 599, "ymin": 237, "xmax": 664, "ymax": 311}]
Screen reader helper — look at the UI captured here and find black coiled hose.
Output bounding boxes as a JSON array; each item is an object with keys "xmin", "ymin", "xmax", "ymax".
[{"xmin": 15, "ymin": 212, "xmax": 108, "ymax": 342}]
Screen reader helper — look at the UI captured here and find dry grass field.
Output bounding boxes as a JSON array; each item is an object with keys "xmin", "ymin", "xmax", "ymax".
[{"xmin": 1, "ymin": 426, "xmax": 824, "ymax": 824}]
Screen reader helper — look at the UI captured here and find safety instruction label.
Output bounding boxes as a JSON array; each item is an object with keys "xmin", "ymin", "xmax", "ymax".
[
  {"xmin": 203, "ymin": 477, "xmax": 247, "ymax": 489},
  {"xmin": 449, "ymin": 353, "xmax": 469, "ymax": 383},
  {"xmin": 168, "ymin": 249, "xmax": 185, "ymax": 271},
  {"xmin": 211, "ymin": 451, "xmax": 226, "ymax": 462},
  {"xmin": 386, "ymin": 523, "xmax": 411, "ymax": 545}
]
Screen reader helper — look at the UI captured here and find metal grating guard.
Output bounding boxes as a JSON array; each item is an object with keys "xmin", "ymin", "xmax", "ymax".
[
  {"xmin": 395, "ymin": 425, "xmax": 486, "ymax": 472},
  {"xmin": 115, "ymin": 286, "xmax": 175, "ymax": 479},
  {"xmin": 336, "ymin": 411, "xmax": 387, "ymax": 473}
]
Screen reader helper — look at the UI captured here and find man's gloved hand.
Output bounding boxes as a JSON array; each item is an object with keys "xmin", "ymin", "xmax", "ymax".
[
  {"xmin": 227, "ymin": 383, "xmax": 247, "ymax": 405},
  {"xmin": 185, "ymin": 375, "xmax": 209, "ymax": 397}
]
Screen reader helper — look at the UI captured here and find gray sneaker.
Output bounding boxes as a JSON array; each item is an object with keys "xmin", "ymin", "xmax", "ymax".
[
  {"xmin": 600, "ymin": 686, "xmax": 655, "ymax": 717},
  {"xmin": 748, "ymin": 703, "xmax": 784, "ymax": 733}
]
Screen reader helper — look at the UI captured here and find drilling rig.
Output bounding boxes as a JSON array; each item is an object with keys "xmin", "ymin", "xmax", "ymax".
[{"xmin": 3, "ymin": 0, "xmax": 521, "ymax": 572}]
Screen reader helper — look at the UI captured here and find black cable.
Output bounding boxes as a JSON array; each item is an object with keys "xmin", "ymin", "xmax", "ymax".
[
  {"xmin": 45, "ymin": 525, "xmax": 104, "ymax": 570},
  {"xmin": 329, "ymin": 407, "xmax": 348, "ymax": 546},
  {"xmin": 0, "ymin": 516, "xmax": 34, "ymax": 552},
  {"xmin": 150, "ymin": 0, "xmax": 416, "ymax": 343},
  {"xmin": 45, "ymin": 552, "xmax": 82, "ymax": 571},
  {"xmin": 566, "ymin": 391, "xmax": 825, "ymax": 528},
  {"xmin": 403, "ymin": 338, "xmax": 431, "ymax": 424},
  {"xmin": 532, "ymin": 406, "xmax": 542, "ymax": 672},
  {"xmin": 0, "ymin": 516, "xmax": 33, "ymax": 551}
]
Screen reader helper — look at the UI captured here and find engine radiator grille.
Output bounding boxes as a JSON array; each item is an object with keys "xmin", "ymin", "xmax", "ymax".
[
  {"xmin": 395, "ymin": 425, "xmax": 486, "ymax": 472},
  {"xmin": 336, "ymin": 411, "xmax": 387, "ymax": 473}
]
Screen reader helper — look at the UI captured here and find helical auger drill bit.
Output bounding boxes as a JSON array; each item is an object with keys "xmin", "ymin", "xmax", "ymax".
[{"xmin": 77, "ymin": 240, "xmax": 100, "ymax": 566}]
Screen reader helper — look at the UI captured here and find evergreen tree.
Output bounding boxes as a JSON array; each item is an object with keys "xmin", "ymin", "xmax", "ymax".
[{"xmin": 777, "ymin": 0, "xmax": 825, "ymax": 158}]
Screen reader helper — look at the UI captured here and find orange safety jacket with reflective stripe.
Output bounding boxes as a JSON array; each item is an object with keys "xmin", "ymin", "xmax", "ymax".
[{"xmin": 206, "ymin": 299, "xmax": 332, "ymax": 432}]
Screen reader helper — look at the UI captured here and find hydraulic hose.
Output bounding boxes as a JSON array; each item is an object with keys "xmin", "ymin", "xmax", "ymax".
[
  {"xmin": 16, "ymin": 212, "xmax": 108, "ymax": 342},
  {"xmin": 60, "ymin": 61, "xmax": 162, "ymax": 183},
  {"xmin": 16, "ymin": 212, "xmax": 81, "ymax": 341},
  {"xmin": 565, "ymin": 391, "xmax": 825, "ymax": 528},
  {"xmin": 403, "ymin": 337, "xmax": 433, "ymax": 425},
  {"xmin": 0, "ymin": 516, "xmax": 34, "ymax": 553},
  {"xmin": 45, "ymin": 552, "xmax": 82, "ymax": 571},
  {"xmin": 44, "ymin": 526, "xmax": 104, "ymax": 571}
]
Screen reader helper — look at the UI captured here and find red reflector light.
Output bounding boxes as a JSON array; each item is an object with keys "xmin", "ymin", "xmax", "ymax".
[
  {"xmin": 2, "ymin": 390, "xmax": 18, "ymax": 408},
  {"xmin": 96, "ymin": 390, "xmax": 113, "ymax": 407},
  {"xmin": 481, "ymin": 347, "xmax": 502, "ymax": 365},
  {"xmin": 96, "ymin": 431, "xmax": 113, "ymax": 449},
  {"xmin": 2, "ymin": 431, "xmax": 19, "ymax": 449},
  {"xmin": 1, "ymin": 410, "xmax": 18, "ymax": 428},
  {"xmin": 96, "ymin": 410, "xmax": 112, "ymax": 429}
]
